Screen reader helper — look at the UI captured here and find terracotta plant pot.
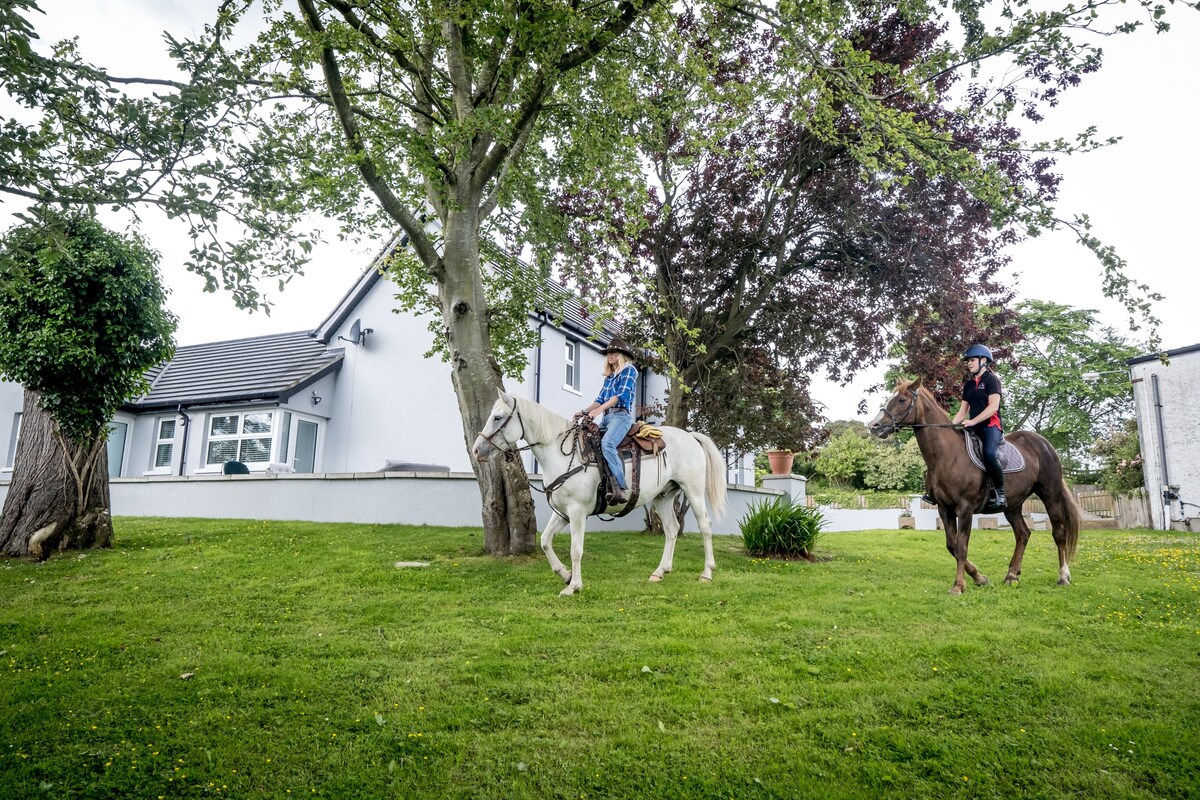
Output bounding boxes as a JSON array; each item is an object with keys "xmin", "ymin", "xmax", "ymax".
[{"xmin": 765, "ymin": 450, "xmax": 795, "ymax": 476}]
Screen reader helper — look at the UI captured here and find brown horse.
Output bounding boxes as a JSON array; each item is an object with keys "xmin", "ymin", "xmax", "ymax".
[{"xmin": 868, "ymin": 378, "xmax": 1080, "ymax": 595}]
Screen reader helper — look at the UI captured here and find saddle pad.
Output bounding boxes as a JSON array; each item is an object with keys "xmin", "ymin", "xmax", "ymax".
[{"xmin": 964, "ymin": 431, "xmax": 1025, "ymax": 473}]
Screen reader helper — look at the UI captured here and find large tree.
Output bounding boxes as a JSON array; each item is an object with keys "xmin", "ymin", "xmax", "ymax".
[
  {"xmin": 552, "ymin": 10, "xmax": 1032, "ymax": 448},
  {"xmin": 0, "ymin": 211, "xmax": 176, "ymax": 559},
  {"xmin": 180, "ymin": 0, "xmax": 673, "ymax": 555}
]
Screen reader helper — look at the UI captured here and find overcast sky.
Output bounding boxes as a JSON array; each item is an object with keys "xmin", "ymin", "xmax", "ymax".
[{"xmin": 14, "ymin": 2, "xmax": 1200, "ymax": 422}]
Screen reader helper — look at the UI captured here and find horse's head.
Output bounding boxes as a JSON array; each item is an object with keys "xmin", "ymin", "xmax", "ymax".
[
  {"xmin": 472, "ymin": 390, "xmax": 524, "ymax": 462},
  {"xmin": 868, "ymin": 377, "xmax": 923, "ymax": 439}
]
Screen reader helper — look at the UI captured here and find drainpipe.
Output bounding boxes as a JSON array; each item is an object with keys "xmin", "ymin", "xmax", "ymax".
[
  {"xmin": 531, "ymin": 311, "xmax": 550, "ymax": 474},
  {"xmin": 639, "ymin": 364, "xmax": 648, "ymax": 421},
  {"xmin": 1151, "ymin": 375, "xmax": 1175, "ymax": 527},
  {"xmin": 176, "ymin": 405, "xmax": 190, "ymax": 477}
]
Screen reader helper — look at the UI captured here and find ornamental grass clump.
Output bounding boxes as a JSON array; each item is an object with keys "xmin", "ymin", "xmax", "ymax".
[{"xmin": 739, "ymin": 494, "xmax": 825, "ymax": 560}]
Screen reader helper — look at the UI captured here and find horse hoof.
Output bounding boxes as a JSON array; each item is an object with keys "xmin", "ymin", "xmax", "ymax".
[
  {"xmin": 698, "ymin": 575, "xmax": 712, "ymax": 583},
  {"xmin": 948, "ymin": 586, "xmax": 963, "ymax": 596},
  {"xmin": 1057, "ymin": 577, "xmax": 1071, "ymax": 586},
  {"xmin": 1004, "ymin": 575, "xmax": 1019, "ymax": 585},
  {"xmin": 974, "ymin": 575, "xmax": 990, "ymax": 587},
  {"xmin": 648, "ymin": 574, "xmax": 662, "ymax": 583},
  {"xmin": 558, "ymin": 585, "xmax": 580, "ymax": 597}
]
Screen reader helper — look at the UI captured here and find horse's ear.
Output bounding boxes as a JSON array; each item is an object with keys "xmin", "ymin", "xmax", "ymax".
[
  {"xmin": 910, "ymin": 376, "xmax": 923, "ymax": 392},
  {"xmin": 497, "ymin": 389, "xmax": 515, "ymax": 407}
]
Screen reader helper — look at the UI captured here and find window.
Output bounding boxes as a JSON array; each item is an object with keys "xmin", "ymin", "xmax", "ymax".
[
  {"xmin": 204, "ymin": 411, "xmax": 273, "ymax": 466},
  {"xmin": 153, "ymin": 418, "xmax": 176, "ymax": 470},
  {"xmin": 564, "ymin": 339, "xmax": 581, "ymax": 392},
  {"xmin": 277, "ymin": 411, "xmax": 292, "ymax": 465},
  {"xmin": 107, "ymin": 421, "xmax": 128, "ymax": 478},
  {"xmin": 5, "ymin": 412, "xmax": 22, "ymax": 469}
]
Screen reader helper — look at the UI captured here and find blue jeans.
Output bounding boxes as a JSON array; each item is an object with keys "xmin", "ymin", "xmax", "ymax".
[{"xmin": 599, "ymin": 409, "xmax": 633, "ymax": 490}]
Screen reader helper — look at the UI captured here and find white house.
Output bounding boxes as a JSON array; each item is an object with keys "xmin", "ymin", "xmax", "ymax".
[
  {"xmin": 0, "ymin": 238, "xmax": 758, "ymax": 488},
  {"xmin": 1129, "ymin": 342, "xmax": 1200, "ymax": 531}
]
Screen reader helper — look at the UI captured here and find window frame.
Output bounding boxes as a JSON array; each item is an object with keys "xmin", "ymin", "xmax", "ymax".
[
  {"xmin": 563, "ymin": 338, "xmax": 582, "ymax": 395},
  {"xmin": 200, "ymin": 409, "xmax": 276, "ymax": 471},
  {"xmin": 146, "ymin": 416, "xmax": 177, "ymax": 475},
  {"xmin": 3, "ymin": 411, "xmax": 22, "ymax": 471}
]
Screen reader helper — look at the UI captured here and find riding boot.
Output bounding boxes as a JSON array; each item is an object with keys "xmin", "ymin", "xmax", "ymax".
[
  {"xmin": 988, "ymin": 462, "xmax": 1007, "ymax": 509},
  {"xmin": 606, "ymin": 476, "xmax": 627, "ymax": 505}
]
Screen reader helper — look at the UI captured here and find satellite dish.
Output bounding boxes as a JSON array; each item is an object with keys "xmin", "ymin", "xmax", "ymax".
[{"xmin": 339, "ymin": 318, "xmax": 363, "ymax": 346}]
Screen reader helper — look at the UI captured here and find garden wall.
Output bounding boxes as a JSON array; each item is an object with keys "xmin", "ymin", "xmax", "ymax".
[{"xmin": 0, "ymin": 473, "xmax": 1051, "ymax": 534}]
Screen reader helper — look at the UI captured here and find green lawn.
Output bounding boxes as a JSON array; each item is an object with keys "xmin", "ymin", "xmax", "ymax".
[{"xmin": 2, "ymin": 519, "xmax": 1197, "ymax": 799}]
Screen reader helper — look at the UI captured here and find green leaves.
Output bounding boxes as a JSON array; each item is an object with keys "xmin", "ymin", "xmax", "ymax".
[
  {"xmin": 1000, "ymin": 298, "xmax": 1141, "ymax": 471},
  {"xmin": 0, "ymin": 210, "xmax": 177, "ymax": 444}
]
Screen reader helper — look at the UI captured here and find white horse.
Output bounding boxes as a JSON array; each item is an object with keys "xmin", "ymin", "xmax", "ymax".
[{"xmin": 472, "ymin": 391, "xmax": 728, "ymax": 596}]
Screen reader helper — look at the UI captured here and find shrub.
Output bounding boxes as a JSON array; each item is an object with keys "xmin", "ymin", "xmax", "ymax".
[
  {"xmin": 1092, "ymin": 420, "xmax": 1145, "ymax": 496},
  {"xmin": 739, "ymin": 495, "xmax": 824, "ymax": 559},
  {"xmin": 814, "ymin": 427, "xmax": 873, "ymax": 487},
  {"xmin": 862, "ymin": 437, "xmax": 925, "ymax": 491}
]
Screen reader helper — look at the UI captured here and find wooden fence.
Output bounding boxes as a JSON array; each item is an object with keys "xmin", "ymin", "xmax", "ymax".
[
  {"xmin": 1022, "ymin": 488, "xmax": 1150, "ymax": 529},
  {"xmin": 1113, "ymin": 493, "xmax": 1153, "ymax": 529}
]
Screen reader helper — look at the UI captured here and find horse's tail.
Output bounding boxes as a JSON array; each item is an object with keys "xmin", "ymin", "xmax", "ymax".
[
  {"xmin": 1060, "ymin": 479, "xmax": 1081, "ymax": 563},
  {"xmin": 691, "ymin": 431, "xmax": 728, "ymax": 521}
]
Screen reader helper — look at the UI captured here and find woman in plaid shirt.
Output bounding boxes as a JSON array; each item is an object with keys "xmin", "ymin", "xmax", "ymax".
[{"xmin": 580, "ymin": 336, "xmax": 639, "ymax": 504}]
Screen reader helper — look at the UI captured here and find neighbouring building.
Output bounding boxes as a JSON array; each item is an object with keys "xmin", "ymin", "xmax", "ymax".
[{"xmin": 1128, "ymin": 342, "xmax": 1200, "ymax": 531}]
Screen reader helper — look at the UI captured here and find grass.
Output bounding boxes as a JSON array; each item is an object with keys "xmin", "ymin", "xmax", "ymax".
[{"xmin": 1, "ymin": 519, "xmax": 1198, "ymax": 799}]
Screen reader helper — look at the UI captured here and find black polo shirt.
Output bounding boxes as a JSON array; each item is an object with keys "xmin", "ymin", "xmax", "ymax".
[{"xmin": 962, "ymin": 369, "xmax": 1003, "ymax": 428}]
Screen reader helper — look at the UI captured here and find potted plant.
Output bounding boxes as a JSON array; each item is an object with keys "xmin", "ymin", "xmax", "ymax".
[
  {"xmin": 898, "ymin": 508, "xmax": 915, "ymax": 529},
  {"xmin": 765, "ymin": 448, "xmax": 795, "ymax": 476}
]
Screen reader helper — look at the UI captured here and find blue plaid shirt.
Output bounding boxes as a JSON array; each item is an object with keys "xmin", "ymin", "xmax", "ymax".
[{"xmin": 596, "ymin": 365, "xmax": 638, "ymax": 412}]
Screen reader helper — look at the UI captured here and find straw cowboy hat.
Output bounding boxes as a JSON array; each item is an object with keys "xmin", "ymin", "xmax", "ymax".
[{"xmin": 600, "ymin": 335, "xmax": 637, "ymax": 359}]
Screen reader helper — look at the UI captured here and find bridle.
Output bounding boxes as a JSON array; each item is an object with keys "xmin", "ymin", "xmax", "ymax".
[
  {"xmin": 874, "ymin": 389, "xmax": 920, "ymax": 437},
  {"xmin": 477, "ymin": 406, "xmax": 593, "ymax": 520},
  {"xmin": 875, "ymin": 387, "xmax": 963, "ymax": 436},
  {"xmin": 479, "ymin": 404, "xmax": 532, "ymax": 462}
]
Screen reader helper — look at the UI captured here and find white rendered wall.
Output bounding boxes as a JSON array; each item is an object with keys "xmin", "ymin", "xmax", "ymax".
[{"xmin": 1131, "ymin": 348, "xmax": 1200, "ymax": 530}]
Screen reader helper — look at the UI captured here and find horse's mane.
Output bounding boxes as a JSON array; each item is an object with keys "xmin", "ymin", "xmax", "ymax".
[
  {"xmin": 512, "ymin": 395, "xmax": 571, "ymax": 440},
  {"xmin": 916, "ymin": 386, "xmax": 953, "ymax": 424},
  {"xmin": 895, "ymin": 379, "xmax": 952, "ymax": 424}
]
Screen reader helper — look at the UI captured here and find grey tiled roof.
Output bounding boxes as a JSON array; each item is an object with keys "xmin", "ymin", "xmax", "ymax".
[{"xmin": 128, "ymin": 331, "xmax": 343, "ymax": 411}]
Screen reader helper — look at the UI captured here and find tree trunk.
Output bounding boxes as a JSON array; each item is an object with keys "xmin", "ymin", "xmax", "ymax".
[
  {"xmin": 0, "ymin": 391, "xmax": 112, "ymax": 560},
  {"xmin": 664, "ymin": 371, "xmax": 691, "ymax": 430},
  {"xmin": 439, "ymin": 208, "xmax": 537, "ymax": 555}
]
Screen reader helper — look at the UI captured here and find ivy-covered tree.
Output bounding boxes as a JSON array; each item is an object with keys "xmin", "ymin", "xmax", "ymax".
[{"xmin": 0, "ymin": 211, "xmax": 176, "ymax": 559}]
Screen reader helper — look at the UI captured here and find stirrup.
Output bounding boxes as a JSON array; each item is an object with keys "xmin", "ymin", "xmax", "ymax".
[{"xmin": 981, "ymin": 491, "xmax": 1006, "ymax": 513}]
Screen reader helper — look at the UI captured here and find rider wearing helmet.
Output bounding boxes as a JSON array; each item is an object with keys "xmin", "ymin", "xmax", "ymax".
[{"xmin": 953, "ymin": 344, "xmax": 1006, "ymax": 510}]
